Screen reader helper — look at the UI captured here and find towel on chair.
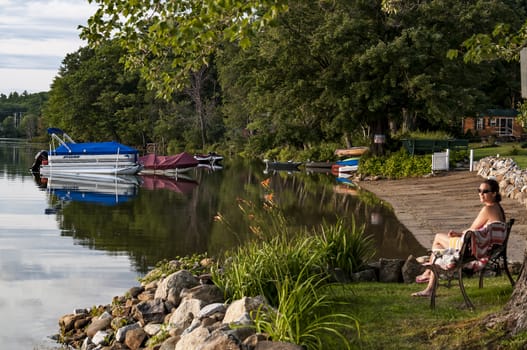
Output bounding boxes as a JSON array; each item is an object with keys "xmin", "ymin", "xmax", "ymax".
[
  {"xmin": 469, "ymin": 221, "xmax": 507, "ymax": 260},
  {"xmin": 432, "ymin": 221, "xmax": 506, "ymax": 271}
]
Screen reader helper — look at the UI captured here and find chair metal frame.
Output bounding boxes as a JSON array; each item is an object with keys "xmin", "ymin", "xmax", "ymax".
[{"xmin": 429, "ymin": 219, "xmax": 515, "ymax": 310}]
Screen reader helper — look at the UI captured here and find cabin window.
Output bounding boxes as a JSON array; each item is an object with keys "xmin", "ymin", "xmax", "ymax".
[
  {"xmin": 490, "ymin": 118, "xmax": 496, "ymax": 127},
  {"xmin": 476, "ymin": 118, "xmax": 484, "ymax": 130}
]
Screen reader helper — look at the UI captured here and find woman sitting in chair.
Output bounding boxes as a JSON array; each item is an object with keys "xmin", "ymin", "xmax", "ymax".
[{"xmin": 412, "ymin": 178, "xmax": 506, "ymax": 297}]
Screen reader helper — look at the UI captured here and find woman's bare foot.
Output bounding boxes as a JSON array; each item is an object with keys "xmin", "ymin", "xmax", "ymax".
[{"xmin": 411, "ymin": 290, "xmax": 431, "ymax": 297}]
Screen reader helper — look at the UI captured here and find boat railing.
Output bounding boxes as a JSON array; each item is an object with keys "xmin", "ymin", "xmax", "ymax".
[
  {"xmin": 62, "ymin": 132, "xmax": 76, "ymax": 144},
  {"xmin": 50, "ymin": 132, "xmax": 73, "ymax": 153}
]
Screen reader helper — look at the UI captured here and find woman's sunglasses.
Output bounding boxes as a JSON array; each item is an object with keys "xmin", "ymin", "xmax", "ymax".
[{"xmin": 477, "ymin": 189, "xmax": 492, "ymax": 194}]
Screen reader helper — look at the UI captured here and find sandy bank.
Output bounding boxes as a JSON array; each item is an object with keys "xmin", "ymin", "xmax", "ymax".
[{"xmin": 357, "ymin": 170, "xmax": 527, "ymax": 263}]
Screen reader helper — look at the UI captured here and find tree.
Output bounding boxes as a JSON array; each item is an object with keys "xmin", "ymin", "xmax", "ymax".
[
  {"xmin": 2, "ymin": 116, "xmax": 17, "ymax": 138},
  {"xmin": 43, "ymin": 41, "xmax": 161, "ymax": 146},
  {"xmin": 217, "ymin": 0, "xmax": 523, "ymax": 156},
  {"xmin": 20, "ymin": 114, "xmax": 39, "ymax": 139},
  {"xmin": 81, "ymin": 0, "xmax": 289, "ymax": 98}
]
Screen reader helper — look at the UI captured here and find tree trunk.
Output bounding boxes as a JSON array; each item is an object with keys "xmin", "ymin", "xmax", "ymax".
[
  {"xmin": 186, "ymin": 66, "xmax": 208, "ymax": 149},
  {"xmin": 401, "ymin": 108, "xmax": 417, "ymax": 132},
  {"xmin": 483, "ymin": 253, "xmax": 527, "ymax": 335}
]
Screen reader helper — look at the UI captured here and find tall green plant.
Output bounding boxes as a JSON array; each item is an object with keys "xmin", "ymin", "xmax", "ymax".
[
  {"xmin": 213, "ymin": 232, "xmax": 323, "ymax": 305},
  {"xmin": 252, "ymin": 265, "xmax": 359, "ymax": 349},
  {"xmin": 317, "ymin": 217, "xmax": 374, "ymax": 275}
]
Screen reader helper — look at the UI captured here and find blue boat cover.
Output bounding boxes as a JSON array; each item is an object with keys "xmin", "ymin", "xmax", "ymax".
[{"xmin": 53, "ymin": 141, "xmax": 139, "ymax": 156}]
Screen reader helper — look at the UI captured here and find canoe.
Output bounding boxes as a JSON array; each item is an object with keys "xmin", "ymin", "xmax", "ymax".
[
  {"xmin": 334, "ymin": 147, "xmax": 369, "ymax": 157},
  {"xmin": 305, "ymin": 161, "xmax": 335, "ymax": 168}
]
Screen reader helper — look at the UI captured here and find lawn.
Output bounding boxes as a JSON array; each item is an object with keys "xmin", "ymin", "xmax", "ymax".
[
  {"xmin": 329, "ymin": 274, "xmax": 526, "ymax": 349},
  {"xmin": 471, "ymin": 142, "xmax": 527, "ymax": 169}
]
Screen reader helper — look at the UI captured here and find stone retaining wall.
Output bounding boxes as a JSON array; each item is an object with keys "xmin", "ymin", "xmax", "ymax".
[{"xmin": 475, "ymin": 156, "xmax": 527, "ymax": 207}]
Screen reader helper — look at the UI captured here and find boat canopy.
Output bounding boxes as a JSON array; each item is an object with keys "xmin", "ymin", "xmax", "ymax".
[
  {"xmin": 47, "ymin": 127, "xmax": 65, "ymax": 135},
  {"xmin": 52, "ymin": 141, "xmax": 139, "ymax": 156},
  {"xmin": 139, "ymin": 152, "xmax": 198, "ymax": 170}
]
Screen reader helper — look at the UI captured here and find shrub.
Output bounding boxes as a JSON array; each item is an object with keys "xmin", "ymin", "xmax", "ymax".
[{"xmin": 359, "ymin": 149, "xmax": 431, "ymax": 178}]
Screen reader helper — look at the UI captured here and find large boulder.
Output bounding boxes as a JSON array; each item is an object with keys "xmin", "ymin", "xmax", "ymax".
[
  {"xmin": 133, "ymin": 298, "xmax": 167, "ymax": 326},
  {"xmin": 155, "ymin": 270, "xmax": 200, "ymax": 305}
]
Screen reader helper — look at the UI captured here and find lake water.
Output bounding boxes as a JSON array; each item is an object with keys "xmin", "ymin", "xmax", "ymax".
[{"xmin": 0, "ymin": 139, "xmax": 425, "ymax": 349}]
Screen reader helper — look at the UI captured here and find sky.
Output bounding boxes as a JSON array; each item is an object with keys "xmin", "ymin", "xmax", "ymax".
[{"xmin": 0, "ymin": 0, "xmax": 98, "ymax": 95}]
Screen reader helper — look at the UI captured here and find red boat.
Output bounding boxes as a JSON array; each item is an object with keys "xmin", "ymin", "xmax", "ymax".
[{"xmin": 139, "ymin": 152, "xmax": 198, "ymax": 174}]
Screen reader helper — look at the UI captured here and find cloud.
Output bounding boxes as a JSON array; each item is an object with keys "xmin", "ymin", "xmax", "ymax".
[{"xmin": 0, "ymin": 0, "xmax": 97, "ymax": 94}]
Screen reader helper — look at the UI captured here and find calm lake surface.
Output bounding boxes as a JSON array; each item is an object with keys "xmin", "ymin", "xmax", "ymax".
[{"xmin": 0, "ymin": 139, "xmax": 425, "ymax": 349}]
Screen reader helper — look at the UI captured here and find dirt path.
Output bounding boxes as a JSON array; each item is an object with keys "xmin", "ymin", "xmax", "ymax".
[{"xmin": 357, "ymin": 170, "xmax": 527, "ymax": 263}]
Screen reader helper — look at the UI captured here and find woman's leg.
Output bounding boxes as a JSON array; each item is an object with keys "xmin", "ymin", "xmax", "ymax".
[
  {"xmin": 416, "ymin": 233, "xmax": 449, "ymax": 281},
  {"xmin": 432, "ymin": 232, "xmax": 450, "ymax": 251},
  {"xmin": 412, "ymin": 272, "xmax": 435, "ymax": 296}
]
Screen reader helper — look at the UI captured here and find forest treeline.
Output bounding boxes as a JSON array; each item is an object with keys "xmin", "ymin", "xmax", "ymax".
[{"xmin": 1, "ymin": 0, "xmax": 526, "ymax": 161}]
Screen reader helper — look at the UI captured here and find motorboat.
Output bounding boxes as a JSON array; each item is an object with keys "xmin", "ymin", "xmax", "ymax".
[
  {"xmin": 263, "ymin": 159, "xmax": 302, "ymax": 171},
  {"xmin": 139, "ymin": 152, "xmax": 199, "ymax": 175},
  {"xmin": 30, "ymin": 128, "xmax": 143, "ymax": 175},
  {"xmin": 194, "ymin": 152, "xmax": 223, "ymax": 164}
]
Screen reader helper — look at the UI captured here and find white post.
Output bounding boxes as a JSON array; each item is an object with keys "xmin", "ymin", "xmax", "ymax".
[{"xmin": 469, "ymin": 149, "xmax": 474, "ymax": 172}]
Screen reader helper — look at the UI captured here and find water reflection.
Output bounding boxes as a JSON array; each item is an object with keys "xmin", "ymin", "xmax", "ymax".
[
  {"xmin": 6, "ymin": 140, "xmax": 428, "ymax": 276},
  {"xmin": 141, "ymin": 174, "xmax": 198, "ymax": 194},
  {"xmin": 34, "ymin": 174, "xmax": 141, "ymax": 210}
]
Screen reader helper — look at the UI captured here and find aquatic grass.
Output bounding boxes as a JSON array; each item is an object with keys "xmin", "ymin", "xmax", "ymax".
[{"xmin": 252, "ymin": 264, "xmax": 359, "ymax": 350}]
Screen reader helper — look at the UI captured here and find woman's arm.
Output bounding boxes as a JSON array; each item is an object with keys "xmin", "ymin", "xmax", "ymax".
[{"xmin": 469, "ymin": 206, "xmax": 489, "ymax": 230}]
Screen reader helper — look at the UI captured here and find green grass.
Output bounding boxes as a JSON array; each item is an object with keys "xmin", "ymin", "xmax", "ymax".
[
  {"xmin": 326, "ymin": 274, "xmax": 524, "ymax": 349},
  {"xmin": 471, "ymin": 142, "xmax": 527, "ymax": 169}
]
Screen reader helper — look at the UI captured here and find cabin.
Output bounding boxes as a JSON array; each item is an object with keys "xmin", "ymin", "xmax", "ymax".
[{"xmin": 462, "ymin": 109, "xmax": 523, "ymax": 141}]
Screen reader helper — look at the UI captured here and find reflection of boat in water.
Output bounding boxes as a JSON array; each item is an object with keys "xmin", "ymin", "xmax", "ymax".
[
  {"xmin": 305, "ymin": 161, "xmax": 335, "ymax": 169},
  {"xmin": 333, "ymin": 184, "xmax": 359, "ymax": 196},
  {"xmin": 140, "ymin": 174, "xmax": 198, "ymax": 194},
  {"xmin": 31, "ymin": 128, "xmax": 143, "ymax": 175},
  {"xmin": 333, "ymin": 177, "xmax": 359, "ymax": 195},
  {"xmin": 197, "ymin": 163, "xmax": 223, "ymax": 171},
  {"xmin": 39, "ymin": 173, "xmax": 141, "ymax": 208}
]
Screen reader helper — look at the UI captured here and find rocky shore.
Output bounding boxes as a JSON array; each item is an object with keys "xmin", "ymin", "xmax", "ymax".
[
  {"xmin": 57, "ymin": 156, "xmax": 527, "ymax": 350},
  {"xmin": 58, "ymin": 255, "xmax": 438, "ymax": 350}
]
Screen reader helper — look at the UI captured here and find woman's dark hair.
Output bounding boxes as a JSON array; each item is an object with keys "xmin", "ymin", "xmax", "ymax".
[
  {"xmin": 484, "ymin": 178, "xmax": 506, "ymax": 221},
  {"xmin": 484, "ymin": 178, "xmax": 501, "ymax": 202}
]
